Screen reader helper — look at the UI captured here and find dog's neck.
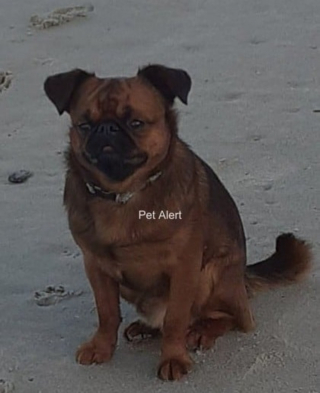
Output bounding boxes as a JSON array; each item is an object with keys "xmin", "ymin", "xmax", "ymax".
[{"xmin": 84, "ymin": 171, "xmax": 162, "ymax": 204}]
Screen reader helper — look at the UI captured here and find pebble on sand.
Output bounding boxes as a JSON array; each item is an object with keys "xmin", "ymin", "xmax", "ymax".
[{"xmin": 8, "ymin": 170, "xmax": 33, "ymax": 184}]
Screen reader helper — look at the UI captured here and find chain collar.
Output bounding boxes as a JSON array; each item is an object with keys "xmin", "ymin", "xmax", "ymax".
[{"xmin": 85, "ymin": 171, "xmax": 162, "ymax": 204}]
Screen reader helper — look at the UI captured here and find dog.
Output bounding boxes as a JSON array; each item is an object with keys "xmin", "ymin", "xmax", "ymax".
[{"xmin": 44, "ymin": 64, "xmax": 312, "ymax": 381}]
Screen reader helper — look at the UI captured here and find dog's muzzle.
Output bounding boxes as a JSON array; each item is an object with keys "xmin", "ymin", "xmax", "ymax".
[
  {"xmin": 84, "ymin": 121, "xmax": 123, "ymax": 158},
  {"xmin": 82, "ymin": 120, "xmax": 146, "ymax": 175}
]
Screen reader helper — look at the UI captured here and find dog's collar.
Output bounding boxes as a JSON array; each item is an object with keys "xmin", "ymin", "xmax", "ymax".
[{"xmin": 85, "ymin": 171, "xmax": 162, "ymax": 204}]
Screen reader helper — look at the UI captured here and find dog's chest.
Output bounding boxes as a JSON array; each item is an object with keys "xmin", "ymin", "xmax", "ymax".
[
  {"xmin": 91, "ymin": 202, "xmax": 182, "ymax": 246},
  {"xmin": 97, "ymin": 245, "xmax": 170, "ymax": 294}
]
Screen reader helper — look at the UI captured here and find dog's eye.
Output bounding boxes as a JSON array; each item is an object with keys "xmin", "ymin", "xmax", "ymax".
[
  {"xmin": 77, "ymin": 123, "xmax": 92, "ymax": 132},
  {"xmin": 129, "ymin": 119, "xmax": 145, "ymax": 130}
]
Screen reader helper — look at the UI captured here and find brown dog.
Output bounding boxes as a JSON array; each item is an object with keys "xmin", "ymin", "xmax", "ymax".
[{"xmin": 44, "ymin": 65, "xmax": 311, "ymax": 381}]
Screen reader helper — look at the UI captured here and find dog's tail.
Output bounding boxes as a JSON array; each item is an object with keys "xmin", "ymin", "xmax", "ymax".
[{"xmin": 245, "ymin": 233, "xmax": 312, "ymax": 296}]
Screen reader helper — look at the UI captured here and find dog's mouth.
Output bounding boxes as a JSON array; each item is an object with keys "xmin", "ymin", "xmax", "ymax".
[
  {"xmin": 102, "ymin": 145, "xmax": 113, "ymax": 153},
  {"xmin": 80, "ymin": 121, "xmax": 148, "ymax": 181},
  {"xmin": 83, "ymin": 150, "xmax": 98, "ymax": 165},
  {"xmin": 84, "ymin": 145, "xmax": 146, "ymax": 164},
  {"xmin": 83, "ymin": 143, "xmax": 147, "ymax": 181}
]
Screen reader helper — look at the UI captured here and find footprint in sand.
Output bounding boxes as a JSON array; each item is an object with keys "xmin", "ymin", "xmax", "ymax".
[
  {"xmin": 0, "ymin": 380, "xmax": 15, "ymax": 393},
  {"xmin": 33, "ymin": 57, "xmax": 55, "ymax": 66},
  {"xmin": 63, "ymin": 249, "xmax": 81, "ymax": 258},
  {"xmin": 249, "ymin": 37, "xmax": 266, "ymax": 45},
  {"xmin": 34, "ymin": 285, "xmax": 83, "ymax": 306},
  {"xmin": 0, "ymin": 71, "xmax": 13, "ymax": 92},
  {"xmin": 217, "ymin": 91, "xmax": 244, "ymax": 102},
  {"xmin": 29, "ymin": 4, "xmax": 94, "ymax": 29}
]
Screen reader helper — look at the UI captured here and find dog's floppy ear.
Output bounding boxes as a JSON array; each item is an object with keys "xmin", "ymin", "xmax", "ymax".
[
  {"xmin": 137, "ymin": 64, "xmax": 191, "ymax": 105},
  {"xmin": 44, "ymin": 69, "xmax": 93, "ymax": 115}
]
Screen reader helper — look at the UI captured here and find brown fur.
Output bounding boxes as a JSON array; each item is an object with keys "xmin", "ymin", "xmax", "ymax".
[
  {"xmin": 245, "ymin": 233, "xmax": 312, "ymax": 296},
  {"xmin": 44, "ymin": 65, "xmax": 312, "ymax": 381}
]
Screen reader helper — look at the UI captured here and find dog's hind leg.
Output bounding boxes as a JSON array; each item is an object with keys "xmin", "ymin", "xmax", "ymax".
[
  {"xmin": 124, "ymin": 320, "xmax": 161, "ymax": 341},
  {"xmin": 188, "ymin": 258, "xmax": 255, "ymax": 351},
  {"xmin": 186, "ymin": 313, "xmax": 235, "ymax": 350}
]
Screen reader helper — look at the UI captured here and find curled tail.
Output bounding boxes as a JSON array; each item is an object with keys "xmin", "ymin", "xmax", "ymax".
[{"xmin": 246, "ymin": 233, "xmax": 312, "ymax": 296}]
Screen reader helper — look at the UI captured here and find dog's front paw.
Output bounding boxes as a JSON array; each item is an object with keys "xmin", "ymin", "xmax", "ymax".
[
  {"xmin": 76, "ymin": 333, "xmax": 116, "ymax": 365},
  {"xmin": 157, "ymin": 354, "xmax": 193, "ymax": 381}
]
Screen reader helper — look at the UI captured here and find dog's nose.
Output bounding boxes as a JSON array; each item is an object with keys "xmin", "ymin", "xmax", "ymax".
[{"xmin": 96, "ymin": 122, "xmax": 120, "ymax": 135}]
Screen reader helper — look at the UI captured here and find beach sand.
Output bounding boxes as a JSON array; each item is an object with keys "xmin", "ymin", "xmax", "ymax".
[{"xmin": 0, "ymin": 1, "xmax": 319, "ymax": 392}]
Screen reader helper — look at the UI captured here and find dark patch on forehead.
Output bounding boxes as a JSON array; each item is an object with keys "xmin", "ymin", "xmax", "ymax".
[
  {"xmin": 98, "ymin": 79, "xmax": 130, "ymax": 113},
  {"xmin": 106, "ymin": 79, "xmax": 123, "ymax": 92},
  {"xmin": 121, "ymin": 105, "xmax": 132, "ymax": 121},
  {"xmin": 98, "ymin": 79, "xmax": 122, "ymax": 111}
]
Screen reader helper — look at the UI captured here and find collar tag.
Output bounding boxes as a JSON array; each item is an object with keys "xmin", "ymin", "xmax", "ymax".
[
  {"xmin": 148, "ymin": 171, "xmax": 162, "ymax": 183},
  {"xmin": 115, "ymin": 192, "xmax": 134, "ymax": 204},
  {"xmin": 86, "ymin": 182, "xmax": 96, "ymax": 195}
]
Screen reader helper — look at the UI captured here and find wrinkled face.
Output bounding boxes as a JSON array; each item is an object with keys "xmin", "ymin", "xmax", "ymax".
[
  {"xmin": 69, "ymin": 77, "xmax": 170, "ymax": 182},
  {"xmin": 44, "ymin": 65, "xmax": 191, "ymax": 183}
]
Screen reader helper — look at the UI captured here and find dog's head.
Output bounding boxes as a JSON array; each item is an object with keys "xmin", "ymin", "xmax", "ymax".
[{"xmin": 44, "ymin": 65, "xmax": 191, "ymax": 185}]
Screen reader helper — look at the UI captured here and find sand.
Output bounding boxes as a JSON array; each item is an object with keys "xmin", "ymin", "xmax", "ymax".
[{"xmin": 0, "ymin": 1, "xmax": 319, "ymax": 392}]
